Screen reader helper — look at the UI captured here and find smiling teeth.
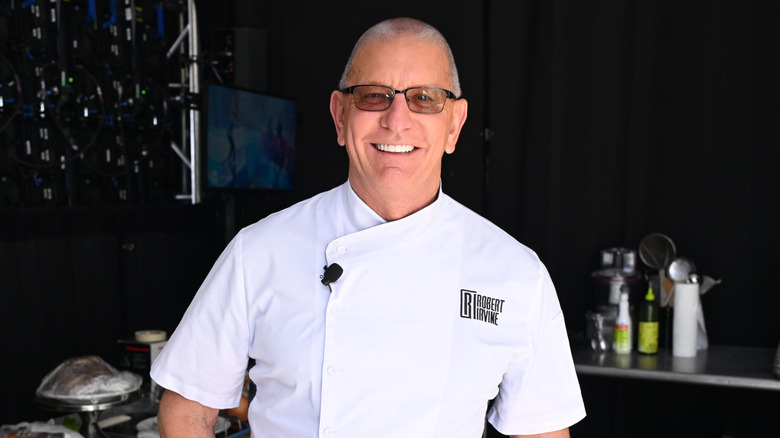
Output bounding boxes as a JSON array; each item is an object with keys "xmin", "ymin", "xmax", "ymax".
[{"xmin": 375, "ymin": 144, "xmax": 414, "ymax": 153}]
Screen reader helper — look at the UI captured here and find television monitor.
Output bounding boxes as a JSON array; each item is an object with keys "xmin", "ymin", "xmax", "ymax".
[{"xmin": 205, "ymin": 84, "xmax": 296, "ymax": 190}]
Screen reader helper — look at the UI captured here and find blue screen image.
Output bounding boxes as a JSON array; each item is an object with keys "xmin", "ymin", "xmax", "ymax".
[{"xmin": 206, "ymin": 84, "xmax": 295, "ymax": 190}]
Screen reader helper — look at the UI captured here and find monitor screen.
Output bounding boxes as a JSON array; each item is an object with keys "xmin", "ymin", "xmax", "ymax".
[{"xmin": 205, "ymin": 84, "xmax": 296, "ymax": 190}]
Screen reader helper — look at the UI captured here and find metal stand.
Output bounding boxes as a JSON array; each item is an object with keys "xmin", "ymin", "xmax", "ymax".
[
  {"xmin": 35, "ymin": 390, "xmax": 141, "ymax": 438},
  {"xmin": 168, "ymin": 0, "xmax": 202, "ymax": 204}
]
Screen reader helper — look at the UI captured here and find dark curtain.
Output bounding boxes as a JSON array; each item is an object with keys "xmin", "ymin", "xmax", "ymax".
[
  {"xmin": 488, "ymin": 1, "xmax": 780, "ymax": 347},
  {"xmin": 0, "ymin": 205, "xmax": 220, "ymax": 424},
  {"xmin": 3, "ymin": 0, "xmax": 779, "ymax": 433}
]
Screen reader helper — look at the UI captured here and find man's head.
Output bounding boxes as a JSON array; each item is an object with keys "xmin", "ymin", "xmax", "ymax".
[
  {"xmin": 337, "ymin": 18, "xmax": 462, "ymax": 98},
  {"xmin": 330, "ymin": 18, "xmax": 468, "ymax": 220}
]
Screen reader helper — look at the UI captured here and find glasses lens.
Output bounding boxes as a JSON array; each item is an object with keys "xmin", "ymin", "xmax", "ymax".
[
  {"xmin": 352, "ymin": 86, "xmax": 394, "ymax": 111},
  {"xmin": 405, "ymin": 87, "xmax": 447, "ymax": 114}
]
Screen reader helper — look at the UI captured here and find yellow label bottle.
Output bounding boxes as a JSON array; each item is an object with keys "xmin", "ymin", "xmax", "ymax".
[{"xmin": 637, "ymin": 285, "xmax": 659, "ymax": 354}]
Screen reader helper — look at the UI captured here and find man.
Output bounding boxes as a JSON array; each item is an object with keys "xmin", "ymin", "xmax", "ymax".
[{"xmin": 152, "ymin": 17, "xmax": 585, "ymax": 438}]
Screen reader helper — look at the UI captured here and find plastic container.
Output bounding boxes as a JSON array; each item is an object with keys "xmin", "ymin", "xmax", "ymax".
[{"xmin": 612, "ymin": 287, "xmax": 632, "ymax": 354}]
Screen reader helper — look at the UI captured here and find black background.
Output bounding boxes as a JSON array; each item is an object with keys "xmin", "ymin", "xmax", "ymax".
[{"xmin": 2, "ymin": 1, "xmax": 779, "ymax": 436}]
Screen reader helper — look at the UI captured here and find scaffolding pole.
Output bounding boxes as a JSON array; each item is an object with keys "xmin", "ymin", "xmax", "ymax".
[{"xmin": 170, "ymin": 0, "xmax": 201, "ymax": 204}]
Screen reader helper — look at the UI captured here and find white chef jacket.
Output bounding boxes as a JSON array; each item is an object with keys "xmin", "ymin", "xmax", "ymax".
[{"xmin": 151, "ymin": 181, "xmax": 585, "ymax": 437}]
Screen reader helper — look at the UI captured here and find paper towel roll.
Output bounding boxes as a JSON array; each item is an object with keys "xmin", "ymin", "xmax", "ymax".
[{"xmin": 673, "ymin": 282, "xmax": 699, "ymax": 357}]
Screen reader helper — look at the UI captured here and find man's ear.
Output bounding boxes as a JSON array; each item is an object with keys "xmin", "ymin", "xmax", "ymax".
[
  {"xmin": 330, "ymin": 90, "xmax": 347, "ymax": 146},
  {"xmin": 445, "ymin": 98, "xmax": 468, "ymax": 155}
]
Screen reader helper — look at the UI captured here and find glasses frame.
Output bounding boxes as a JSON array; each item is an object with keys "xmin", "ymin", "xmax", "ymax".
[{"xmin": 339, "ymin": 84, "xmax": 460, "ymax": 114}]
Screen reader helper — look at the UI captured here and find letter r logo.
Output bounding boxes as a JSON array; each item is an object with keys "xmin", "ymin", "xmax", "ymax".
[{"xmin": 460, "ymin": 289, "xmax": 475, "ymax": 319}]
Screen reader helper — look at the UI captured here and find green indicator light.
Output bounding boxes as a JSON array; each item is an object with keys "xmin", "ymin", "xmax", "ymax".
[{"xmin": 68, "ymin": 77, "xmax": 74, "ymax": 83}]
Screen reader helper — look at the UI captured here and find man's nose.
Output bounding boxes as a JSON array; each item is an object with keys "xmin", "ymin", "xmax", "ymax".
[{"xmin": 380, "ymin": 93, "xmax": 414, "ymax": 131}]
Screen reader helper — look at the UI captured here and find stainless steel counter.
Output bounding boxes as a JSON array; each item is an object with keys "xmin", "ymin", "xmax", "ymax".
[{"xmin": 571, "ymin": 344, "xmax": 780, "ymax": 391}]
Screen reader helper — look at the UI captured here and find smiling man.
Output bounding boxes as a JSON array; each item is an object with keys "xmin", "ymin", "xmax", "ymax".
[
  {"xmin": 330, "ymin": 26, "xmax": 467, "ymax": 221},
  {"xmin": 152, "ymin": 17, "xmax": 585, "ymax": 438}
]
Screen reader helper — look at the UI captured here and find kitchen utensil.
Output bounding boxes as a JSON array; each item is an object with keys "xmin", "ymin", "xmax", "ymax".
[
  {"xmin": 585, "ymin": 310, "xmax": 615, "ymax": 352},
  {"xmin": 667, "ymin": 256, "xmax": 697, "ymax": 283},
  {"xmin": 592, "ymin": 247, "xmax": 643, "ymax": 310},
  {"xmin": 639, "ymin": 233, "xmax": 676, "ymax": 307},
  {"xmin": 699, "ymin": 275, "xmax": 722, "ymax": 295}
]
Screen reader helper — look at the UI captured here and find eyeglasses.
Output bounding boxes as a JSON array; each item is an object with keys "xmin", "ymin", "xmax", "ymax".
[{"xmin": 340, "ymin": 85, "xmax": 459, "ymax": 114}]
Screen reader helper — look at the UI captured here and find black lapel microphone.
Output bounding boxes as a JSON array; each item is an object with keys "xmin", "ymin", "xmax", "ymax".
[{"xmin": 321, "ymin": 263, "xmax": 343, "ymax": 288}]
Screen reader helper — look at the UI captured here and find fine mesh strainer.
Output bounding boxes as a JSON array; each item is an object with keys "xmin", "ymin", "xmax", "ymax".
[{"xmin": 638, "ymin": 233, "xmax": 677, "ymax": 306}]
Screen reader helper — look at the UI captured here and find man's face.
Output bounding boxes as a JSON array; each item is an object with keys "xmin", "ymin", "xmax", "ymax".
[{"xmin": 330, "ymin": 36, "xmax": 468, "ymax": 205}]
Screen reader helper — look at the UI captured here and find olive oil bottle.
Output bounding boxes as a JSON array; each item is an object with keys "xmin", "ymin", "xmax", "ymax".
[{"xmin": 637, "ymin": 284, "xmax": 659, "ymax": 354}]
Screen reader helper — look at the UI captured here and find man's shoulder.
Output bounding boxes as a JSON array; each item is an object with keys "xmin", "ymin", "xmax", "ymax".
[
  {"xmin": 440, "ymin": 194, "xmax": 520, "ymax": 242},
  {"xmin": 440, "ymin": 193, "xmax": 540, "ymax": 263},
  {"xmin": 241, "ymin": 184, "xmax": 344, "ymax": 237}
]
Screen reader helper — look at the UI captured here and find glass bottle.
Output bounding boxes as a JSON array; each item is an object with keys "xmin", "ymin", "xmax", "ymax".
[{"xmin": 638, "ymin": 284, "xmax": 659, "ymax": 354}]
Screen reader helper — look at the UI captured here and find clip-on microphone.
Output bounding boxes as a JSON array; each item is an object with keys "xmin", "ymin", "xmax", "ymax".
[{"xmin": 321, "ymin": 263, "xmax": 343, "ymax": 290}]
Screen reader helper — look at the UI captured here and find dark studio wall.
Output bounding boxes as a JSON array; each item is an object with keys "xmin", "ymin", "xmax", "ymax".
[
  {"xmin": 2, "ymin": 0, "xmax": 779, "ymax": 435},
  {"xmin": 209, "ymin": 0, "xmax": 780, "ymax": 346}
]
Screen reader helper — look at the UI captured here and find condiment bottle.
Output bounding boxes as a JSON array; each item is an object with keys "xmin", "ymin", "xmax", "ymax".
[
  {"xmin": 637, "ymin": 284, "xmax": 659, "ymax": 354},
  {"xmin": 613, "ymin": 286, "xmax": 632, "ymax": 354}
]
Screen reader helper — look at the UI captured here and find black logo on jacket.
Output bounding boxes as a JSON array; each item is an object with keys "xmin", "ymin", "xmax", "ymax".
[{"xmin": 460, "ymin": 290, "xmax": 505, "ymax": 325}]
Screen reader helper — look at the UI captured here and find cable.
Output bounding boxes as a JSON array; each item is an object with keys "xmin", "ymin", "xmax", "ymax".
[
  {"xmin": 41, "ymin": 61, "xmax": 106, "ymax": 163},
  {"xmin": 0, "ymin": 52, "xmax": 22, "ymax": 135}
]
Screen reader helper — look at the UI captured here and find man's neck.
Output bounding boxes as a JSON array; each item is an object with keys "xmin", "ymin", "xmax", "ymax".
[{"xmin": 349, "ymin": 180, "xmax": 439, "ymax": 222}]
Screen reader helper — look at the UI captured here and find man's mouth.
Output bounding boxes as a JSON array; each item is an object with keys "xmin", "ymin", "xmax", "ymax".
[{"xmin": 373, "ymin": 144, "xmax": 415, "ymax": 153}]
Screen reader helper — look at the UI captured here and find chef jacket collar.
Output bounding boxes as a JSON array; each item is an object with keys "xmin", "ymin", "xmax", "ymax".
[{"xmin": 342, "ymin": 180, "xmax": 444, "ymax": 234}]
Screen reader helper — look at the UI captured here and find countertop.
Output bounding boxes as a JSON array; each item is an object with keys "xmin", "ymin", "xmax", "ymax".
[{"xmin": 571, "ymin": 343, "xmax": 780, "ymax": 391}]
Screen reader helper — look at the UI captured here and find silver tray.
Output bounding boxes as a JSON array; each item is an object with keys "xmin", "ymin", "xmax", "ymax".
[{"xmin": 35, "ymin": 389, "xmax": 142, "ymax": 412}]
